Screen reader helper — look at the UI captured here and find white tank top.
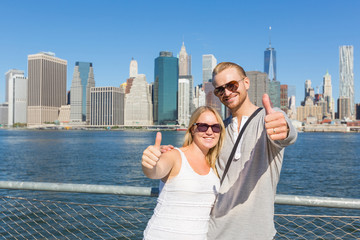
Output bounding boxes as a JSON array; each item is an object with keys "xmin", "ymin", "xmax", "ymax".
[{"xmin": 143, "ymin": 148, "xmax": 220, "ymax": 240}]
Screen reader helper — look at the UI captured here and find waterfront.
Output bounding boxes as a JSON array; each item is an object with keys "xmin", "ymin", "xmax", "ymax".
[{"xmin": 0, "ymin": 130, "xmax": 360, "ymax": 212}]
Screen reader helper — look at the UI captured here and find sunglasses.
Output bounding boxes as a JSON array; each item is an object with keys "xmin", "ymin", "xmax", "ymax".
[
  {"xmin": 193, "ymin": 123, "xmax": 222, "ymax": 133},
  {"xmin": 213, "ymin": 79, "xmax": 244, "ymax": 97}
]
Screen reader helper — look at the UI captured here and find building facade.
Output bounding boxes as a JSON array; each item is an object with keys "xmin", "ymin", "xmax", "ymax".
[
  {"xmin": 5, "ymin": 69, "xmax": 24, "ymax": 102},
  {"xmin": 322, "ymin": 71, "xmax": 334, "ymax": 119},
  {"xmin": 203, "ymin": 81, "xmax": 223, "ymax": 118},
  {"xmin": 297, "ymin": 97, "xmax": 322, "ymax": 122},
  {"xmin": 179, "ymin": 42, "xmax": 194, "ymax": 115},
  {"xmin": 339, "ymin": 45, "xmax": 354, "ymax": 117},
  {"xmin": 27, "ymin": 52, "xmax": 67, "ymax": 125},
  {"xmin": 337, "ymin": 97, "xmax": 351, "ymax": 120},
  {"xmin": 356, "ymin": 103, "xmax": 360, "ymax": 120},
  {"xmin": 202, "ymin": 54, "xmax": 217, "ymax": 84},
  {"xmin": 178, "ymin": 77, "xmax": 190, "ymax": 126},
  {"xmin": 70, "ymin": 62, "xmax": 95, "ymax": 124},
  {"xmin": 129, "ymin": 58, "xmax": 138, "ymax": 78},
  {"xmin": 269, "ymin": 80, "xmax": 281, "ymax": 108},
  {"xmin": 154, "ymin": 51, "xmax": 178, "ymax": 125},
  {"xmin": 124, "ymin": 74, "xmax": 153, "ymax": 125},
  {"xmin": 246, "ymin": 71, "xmax": 269, "ymax": 108},
  {"xmin": 6, "ymin": 69, "xmax": 28, "ymax": 126},
  {"xmin": 90, "ymin": 87, "xmax": 124, "ymax": 126},
  {"xmin": 193, "ymin": 84, "xmax": 205, "ymax": 109},
  {"xmin": 280, "ymin": 84, "xmax": 288, "ymax": 113},
  {"xmin": 179, "ymin": 42, "xmax": 191, "ymax": 76},
  {"xmin": 0, "ymin": 103, "xmax": 8, "ymax": 125}
]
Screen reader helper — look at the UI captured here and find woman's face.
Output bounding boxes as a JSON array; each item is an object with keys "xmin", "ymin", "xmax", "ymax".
[{"xmin": 191, "ymin": 110, "xmax": 221, "ymax": 151}]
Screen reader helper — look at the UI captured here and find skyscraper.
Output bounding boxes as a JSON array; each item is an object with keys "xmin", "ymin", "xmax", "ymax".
[
  {"xmin": 70, "ymin": 62, "xmax": 95, "ymax": 124},
  {"xmin": 337, "ymin": 97, "xmax": 351, "ymax": 120},
  {"xmin": 129, "ymin": 58, "xmax": 138, "ymax": 78},
  {"xmin": 264, "ymin": 27, "xmax": 280, "ymax": 108},
  {"xmin": 303, "ymin": 79, "xmax": 314, "ymax": 105},
  {"xmin": 6, "ymin": 69, "xmax": 27, "ymax": 126},
  {"xmin": 339, "ymin": 45, "xmax": 354, "ymax": 117},
  {"xmin": 246, "ymin": 71, "xmax": 269, "ymax": 107},
  {"xmin": 202, "ymin": 54, "xmax": 216, "ymax": 85},
  {"xmin": 90, "ymin": 87, "xmax": 124, "ymax": 126},
  {"xmin": 323, "ymin": 71, "xmax": 334, "ymax": 119},
  {"xmin": 125, "ymin": 74, "xmax": 153, "ymax": 125},
  {"xmin": 264, "ymin": 27, "xmax": 276, "ymax": 82},
  {"xmin": 27, "ymin": 52, "xmax": 67, "ymax": 126},
  {"xmin": 193, "ymin": 84, "xmax": 205, "ymax": 109},
  {"xmin": 269, "ymin": 80, "xmax": 281, "ymax": 108},
  {"xmin": 280, "ymin": 84, "xmax": 288, "ymax": 113},
  {"xmin": 178, "ymin": 77, "xmax": 190, "ymax": 126},
  {"xmin": 154, "ymin": 51, "xmax": 178, "ymax": 125},
  {"xmin": 124, "ymin": 59, "xmax": 152, "ymax": 125},
  {"xmin": 287, "ymin": 85, "xmax": 296, "ymax": 118},
  {"xmin": 0, "ymin": 103, "xmax": 8, "ymax": 125},
  {"xmin": 203, "ymin": 81, "xmax": 223, "ymax": 118},
  {"xmin": 178, "ymin": 42, "xmax": 194, "ymax": 119},
  {"xmin": 179, "ymin": 42, "xmax": 191, "ymax": 76}
]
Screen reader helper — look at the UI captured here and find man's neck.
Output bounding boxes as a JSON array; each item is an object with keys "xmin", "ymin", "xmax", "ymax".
[
  {"xmin": 231, "ymin": 100, "xmax": 258, "ymax": 129},
  {"xmin": 231, "ymin": 100, "xmax": 258, "ymax": 118}
]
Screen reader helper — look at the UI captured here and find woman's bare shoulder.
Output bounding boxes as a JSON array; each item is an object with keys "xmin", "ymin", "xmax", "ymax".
[{"xmin": 161, "ymin": 147, "xmax": 181, "ymax": 161}]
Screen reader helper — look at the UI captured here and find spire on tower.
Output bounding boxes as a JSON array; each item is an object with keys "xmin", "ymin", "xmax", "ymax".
[{"xmin": 269, "ymin": 26, "xmax": 272, "ymax": 48}]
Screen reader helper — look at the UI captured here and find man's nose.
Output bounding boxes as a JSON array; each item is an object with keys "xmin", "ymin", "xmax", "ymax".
[{"xmin": 223, "ymin": 88, "xmax": 232, "ymax": 96}]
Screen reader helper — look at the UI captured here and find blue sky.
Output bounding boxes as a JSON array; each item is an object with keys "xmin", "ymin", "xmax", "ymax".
[{"xmin": 0, "ymin": 0, "xmax": 359, "ymax": 107}]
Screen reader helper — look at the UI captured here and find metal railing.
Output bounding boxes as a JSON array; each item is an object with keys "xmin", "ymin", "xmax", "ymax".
[{"xmin": 0, "ymin": 181, "xmax": 359, "ymax": 239}]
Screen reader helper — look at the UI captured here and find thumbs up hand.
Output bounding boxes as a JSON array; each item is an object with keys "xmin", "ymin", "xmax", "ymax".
[
  {"xmin": 142, "ymin": 132, "xmax": 162, "ymax": 170},
  {"xmin": 263, "ymin": 94, "xmax": 289, "ymax": 140}
]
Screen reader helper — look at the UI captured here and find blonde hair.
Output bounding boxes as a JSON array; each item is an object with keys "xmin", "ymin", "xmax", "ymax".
[
  {"xmin": 212, "ymin": 62, "xmax": 247, "ymax": 86},
  {"xmin": 182, "ymin": 106, "xmax": 225, "ymax": 175}
]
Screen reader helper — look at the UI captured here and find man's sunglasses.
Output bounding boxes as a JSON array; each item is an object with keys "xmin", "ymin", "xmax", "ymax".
[
  {"xmin": 193, "ymin": 123, "xmax": 222, "ymax": 133},
  {"xmin": 213, "ymin": 79, "xmax": 244, "ymax": 97}
]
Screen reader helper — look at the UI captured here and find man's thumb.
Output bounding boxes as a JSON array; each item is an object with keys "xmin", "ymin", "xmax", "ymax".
[
  {"xmin": 154, "ymin": 132, "xmax": 162, "ymax": 148},
  {"xmin": 262, "ymin": 93, "xmax": 275, "ymax": 115}
]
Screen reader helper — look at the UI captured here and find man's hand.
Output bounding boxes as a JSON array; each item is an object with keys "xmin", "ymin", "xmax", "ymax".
[
  {"xmin": 263, "ymin": 94, "xmax": 289, "ymax": 140},
  {"xmin": 142, "ymin": 132, "xmax": 162, "ymax": 170}
]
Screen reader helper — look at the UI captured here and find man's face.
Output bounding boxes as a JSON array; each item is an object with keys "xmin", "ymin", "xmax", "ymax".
[{"xmin": 213, "ymin": 67, "xmax": 249, "ymax": 111}]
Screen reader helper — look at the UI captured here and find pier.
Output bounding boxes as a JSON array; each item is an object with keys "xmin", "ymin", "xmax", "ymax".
[{"xmin": 1, "ymin": 181, "xmax": 359, "ymax": 239}]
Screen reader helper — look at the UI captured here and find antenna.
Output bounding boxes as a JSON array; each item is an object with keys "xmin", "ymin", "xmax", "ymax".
[{"xmin": 269, "ymin": 26, "xmax": 272, "ymax": 48}]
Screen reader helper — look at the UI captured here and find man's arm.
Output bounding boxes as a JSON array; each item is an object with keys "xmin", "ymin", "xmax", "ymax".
[{"xmin": 262, "ymin": 94, "xmax": 297, "ymax": 146}]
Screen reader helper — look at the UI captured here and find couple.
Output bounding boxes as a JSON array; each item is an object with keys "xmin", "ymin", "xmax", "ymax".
[{"xmin": 141, "ymin": 62, "xmax": 297, "ymax": 240}]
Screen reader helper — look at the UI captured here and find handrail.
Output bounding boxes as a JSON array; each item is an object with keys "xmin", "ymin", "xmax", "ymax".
[
  {"xmin": 0, "ymin": 181, "xmax": 159, "ymax": 197},
  {"xmin": 1, "ymin": 181, "xmax": 359, "ymax": 209}
]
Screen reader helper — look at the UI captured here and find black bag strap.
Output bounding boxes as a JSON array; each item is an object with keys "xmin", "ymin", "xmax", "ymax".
[{"xmin": 220, "ymin": 107, "xmax": 263, "ymax": 184}]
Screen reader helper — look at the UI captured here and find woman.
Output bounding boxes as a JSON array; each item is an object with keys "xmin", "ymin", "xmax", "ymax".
[{"xmin": 141, "ymin": 106, "xmax": 225, "ymax": 240}]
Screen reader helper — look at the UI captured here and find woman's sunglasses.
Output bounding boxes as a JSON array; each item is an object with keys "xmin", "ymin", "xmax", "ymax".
[
  {"xmin": 213, "ymin": 79, "xmax": 244, "ymax": 97},
  {"xmin": 193, "ymin": 123, "xmax": 221, "ymax": 133}
]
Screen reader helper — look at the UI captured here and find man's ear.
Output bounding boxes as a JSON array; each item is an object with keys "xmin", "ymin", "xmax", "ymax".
[{"xmin": 243, "ymin": 77, "xmax": 250, "ymax": 90}]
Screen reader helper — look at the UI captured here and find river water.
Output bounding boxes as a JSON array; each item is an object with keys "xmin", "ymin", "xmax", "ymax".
[{"xmin": 0, "ymin": 130, "xmax": 359, "ymax": 238}]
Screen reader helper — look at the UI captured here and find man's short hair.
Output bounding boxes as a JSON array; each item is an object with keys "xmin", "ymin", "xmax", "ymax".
[{"xmin": 212, "ymin": 62, "xmax": 247, "ymax": 81}]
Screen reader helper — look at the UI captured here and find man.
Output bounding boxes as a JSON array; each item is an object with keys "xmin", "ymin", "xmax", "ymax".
[
  {"xmin": 142, "ymin": 62, "xmax": 297, "ymax": 239},
  {"xmin": 207, "ymin": 62, "xmax": 297, "ymax": 239}
]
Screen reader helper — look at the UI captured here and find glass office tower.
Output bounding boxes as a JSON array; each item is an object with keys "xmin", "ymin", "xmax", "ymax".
[
  {"xmin": 70, "ymin": 62, "xmax": 95, "ymax": 124},
  {"xmin": 154, "ymin": 51, "xmax": 178, "ymax": 125},
  {"xmin": 264, "ymin": 44, "xmax": 276, "ymax": 82}
]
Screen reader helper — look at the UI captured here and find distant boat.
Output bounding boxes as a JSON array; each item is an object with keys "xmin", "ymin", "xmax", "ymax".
[{"xmin": 176, "ymin": 128, "xmax": 187, "ymax": 131}]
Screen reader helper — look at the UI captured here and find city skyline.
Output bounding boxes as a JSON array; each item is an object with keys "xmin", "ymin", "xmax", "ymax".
[{"xmin": 0, "ymin": 1, "xmax": 359, "ymax": 107}]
